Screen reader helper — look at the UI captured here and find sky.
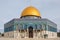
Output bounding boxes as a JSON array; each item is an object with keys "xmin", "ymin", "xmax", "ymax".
[{"xmin": 0, "ymin": 0, "xmax": 60, "ymax": 32}]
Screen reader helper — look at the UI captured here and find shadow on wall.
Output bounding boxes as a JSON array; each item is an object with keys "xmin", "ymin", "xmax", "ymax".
[
  {"xmin": 57, "ymin": 32, "xmax": 60, "ymax": 37},
  {"xmin": 0, "ymin": 33, "xmax": 4, "ymax": 37}
]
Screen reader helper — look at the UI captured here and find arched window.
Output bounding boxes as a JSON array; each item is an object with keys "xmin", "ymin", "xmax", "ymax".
[
  {"xmin": 35, "ymin": 24, "xmax": 37, "ymax": 30},
  {"xmin": 36, "ymin": 24, "xmax": 42, "ymax": 30},
  {"xmin": 24, "ymin": 24, "xmax": 27, "ymax": 30},
  {"xmin": 20, "ymin": 24, "xmax": 23, "ymax": 30}
]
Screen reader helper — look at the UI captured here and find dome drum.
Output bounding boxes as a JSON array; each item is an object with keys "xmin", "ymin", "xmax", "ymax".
[{"xmin": 20, "ymin": 15, "xmax": 41, "ymax": 18}]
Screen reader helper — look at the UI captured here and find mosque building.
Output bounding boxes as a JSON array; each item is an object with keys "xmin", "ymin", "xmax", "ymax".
[{"xmin": 4, "ymin": 6, "xmax": 57, "ymax": 38}]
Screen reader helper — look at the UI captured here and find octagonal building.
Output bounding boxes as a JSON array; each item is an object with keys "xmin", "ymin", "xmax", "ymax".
[{"xmin": 4, "ymin": 6, "xmax": 57, "ymax": 38}]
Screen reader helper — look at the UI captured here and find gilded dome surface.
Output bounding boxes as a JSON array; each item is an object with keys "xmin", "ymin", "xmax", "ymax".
[{"xmin": 21, "ymin": 6, "xmax": 41, "ymax": 17}]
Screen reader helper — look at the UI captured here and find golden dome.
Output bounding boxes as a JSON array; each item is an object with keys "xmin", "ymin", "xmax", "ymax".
[{"xmin": 21, "ymin": 6, "xmax": 41, "ymax": 17}]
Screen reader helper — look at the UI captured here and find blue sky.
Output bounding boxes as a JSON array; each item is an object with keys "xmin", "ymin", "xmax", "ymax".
[{"xmin": 0, "ymin": 0, "xmax": 60, "ymax": 32}]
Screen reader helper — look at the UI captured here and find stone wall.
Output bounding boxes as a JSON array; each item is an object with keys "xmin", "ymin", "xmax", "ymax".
[{"xmin": 4, "ymin": 30, "xmax": 57, "ymax": 38}]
